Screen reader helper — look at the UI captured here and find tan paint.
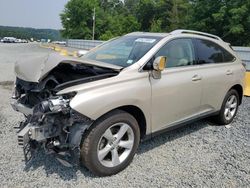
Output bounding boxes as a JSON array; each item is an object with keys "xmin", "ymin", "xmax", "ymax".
[
  {"xmin": 58, "ymin": 33, "xmax": 245, "ymax": 135},
  {"xmin": 17, "ymin": 32, "xmax": 246, "ymax": 136}
]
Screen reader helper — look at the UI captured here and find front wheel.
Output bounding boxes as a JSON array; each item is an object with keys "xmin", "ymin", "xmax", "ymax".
[
  {"xmin": 80, "ymin": 110, "xmax": 140, "ymax": 176},
  {"xmin": 213, "ymin": 89, "xmax": 239, "ymax": 125}
]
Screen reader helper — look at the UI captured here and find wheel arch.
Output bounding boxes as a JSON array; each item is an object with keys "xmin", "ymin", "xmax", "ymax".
[
  {"xmin": 93, "ymin": 105, "xmax": 147, "ymax": 140},
  {"xmin": 230, "ymin": 84, "xmax": 243, "ymax": 105},
  {"xmin": 117, "ymin": 105, "xmax": 147, "ymax": 139}
]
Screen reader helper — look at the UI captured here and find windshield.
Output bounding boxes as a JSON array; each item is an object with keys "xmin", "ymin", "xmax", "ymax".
[{"xmin": 83, "ymin": 35, "xmax": 162, "ymax": 67}]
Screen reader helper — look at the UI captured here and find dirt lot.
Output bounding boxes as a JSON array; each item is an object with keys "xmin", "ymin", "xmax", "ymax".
[{"xmin": 0, "ymin": 43, "xmax": 249, "ymax": 187}]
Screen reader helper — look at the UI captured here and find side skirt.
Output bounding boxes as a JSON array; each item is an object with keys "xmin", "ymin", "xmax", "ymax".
[{"xmin": 141, "ymin": 111, "xmax": 219, "ymax": 142}]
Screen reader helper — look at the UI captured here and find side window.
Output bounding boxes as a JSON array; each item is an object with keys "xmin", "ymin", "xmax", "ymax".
[
  {"xmin": 155, "ymin": 38, "xmax": 196, "ymax": 68},
  {"xmin": 195, "ymin": 39, "xmax": 235, "ymax": 64},
  {"xmin": 222, "ymin": 48, "xmax": 235, "ymax": 62}
]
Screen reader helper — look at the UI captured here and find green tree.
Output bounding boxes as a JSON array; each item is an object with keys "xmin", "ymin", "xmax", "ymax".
[
  {"xmin": 134, "ymin": 0, "xmax": 189, "ymax": 32},
  {"xmin": 168, "ymin": 0, "xmax": 191, "ymax": 31},
  {"xmin": 61, "ymin": 0, "xmax": 140, "ymax": 40},
  {"xmin": 188, "ymin": 0, "xmax": 250, "ymax": 45},
  {"xmin": 60, "ymin": 0, "xmax": 250, "ymax": 46},
  {"xmin": 60, "ymin": 0, "xmax": 99, "ymax": 39},
  {"xmin": 0, "ymin": 26, "xmax": 61, "ymax": 40},
  {"xmin": 99, "ymin": 14, "xmax": 140, "ymax": 40},
  {"xmin": 136, "ymin": 0, "xmax": 157, "ymax": 31}
]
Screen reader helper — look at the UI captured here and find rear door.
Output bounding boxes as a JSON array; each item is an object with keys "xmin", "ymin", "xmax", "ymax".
[
  {"xmin": 150, "ymin": 38, "xmax": 203, "ymax": 133},
  {"xmin": 193, "ymin": 38, "xmax": 237, "ymax": 112}
]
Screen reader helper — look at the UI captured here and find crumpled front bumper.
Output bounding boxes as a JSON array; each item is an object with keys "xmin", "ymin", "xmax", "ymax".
[
  {"xmin": 16, "ymin": 123, "xmax": 34, "ymax": 162},
  {"xmin": 11, "ymin": 97, "xmax": 93, "ymax": 165},
  {"xmin": 15, "ymin": 121, "xmax": 53, "ymax": 162},
  {"xmin": 11, "ymin": 98, "xmax": 37, "ymax": 161}
]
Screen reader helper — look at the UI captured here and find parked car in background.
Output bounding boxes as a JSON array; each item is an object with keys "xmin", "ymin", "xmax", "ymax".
[
  {"xmin": 11, "ymin": 30, "xmax": 245, "ymax": 176},
  {"xmin": 21, "ymin": 39, "xmax": 28, "ymax": 43},
  {"xmin": 52, "ymin": 41, "xmax": 67, "ymax": 45},
  {"xmin": 76, "ymin": 50, "xmax": 89, "ymax": 57},
  {"xmin": 3, "ymin": 37, "xmax": 16, "ymax": 43},
  {"xmin": 15, "ymin": 39, "xmax": 22, "ymax": 43}
]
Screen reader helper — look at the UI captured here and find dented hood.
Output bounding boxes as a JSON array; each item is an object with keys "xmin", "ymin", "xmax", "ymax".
[{"xmin": 15, "ymin": 52, "xmax": 122, "ymax": 83}]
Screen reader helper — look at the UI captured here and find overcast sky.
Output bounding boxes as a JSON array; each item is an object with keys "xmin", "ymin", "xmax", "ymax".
[{"xmin": 0, "ymin": 0, "xmax": 69, "ymax": 29}]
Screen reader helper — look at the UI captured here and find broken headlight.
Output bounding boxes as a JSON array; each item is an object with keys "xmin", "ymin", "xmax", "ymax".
[
  {"xmin": 35, "ymin": 92, "xmax": 76, "ymax": 114},
  {"xmin": 48, "ymin": 97, "xmax": 70, "ymax": 113}
]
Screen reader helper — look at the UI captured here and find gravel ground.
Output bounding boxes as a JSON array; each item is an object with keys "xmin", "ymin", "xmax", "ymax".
[{"xmin": 0, "ymin": 44, "xmax": 249, "ymax": 187}]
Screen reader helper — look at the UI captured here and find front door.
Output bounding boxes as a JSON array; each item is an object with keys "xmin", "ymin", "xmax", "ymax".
[{"xmin": 150, "ymin": 38, "xmax": 203, "ymax": 133}]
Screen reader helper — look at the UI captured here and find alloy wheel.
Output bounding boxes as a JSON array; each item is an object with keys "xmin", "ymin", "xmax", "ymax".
[
  {"xmin": 97, "ymin": 123, "xmax": 135, "ymax": 168},
  {"xmin": 224, "ymin": 95, "xmax": 238, "ymax": 121}
]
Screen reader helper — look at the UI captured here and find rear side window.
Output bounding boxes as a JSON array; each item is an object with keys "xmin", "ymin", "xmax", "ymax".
[
  {"xmin": 195, "ymin": 39, "xmax": 235, "ymax": 64},
  {"xmin": 222, "ymin": 48, "xmax": 235, "ymax": 62}
]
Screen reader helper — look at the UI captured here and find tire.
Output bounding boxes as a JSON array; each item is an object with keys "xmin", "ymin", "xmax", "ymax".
[
  {"xmin": 213, "ymin": 89, "xmax": 239, "ymax": 125},
  {"xmin": 80, "ymin": 110, "xmax": 140, "ymax": 176}
]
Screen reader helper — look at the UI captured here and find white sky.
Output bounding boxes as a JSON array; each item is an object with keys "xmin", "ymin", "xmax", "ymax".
[{"xmin": 0, "ymin": 0, "xmax": 69, "ymax": 29}]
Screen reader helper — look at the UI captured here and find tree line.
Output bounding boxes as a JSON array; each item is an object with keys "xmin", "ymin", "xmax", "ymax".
[
  {"xmin": 60, "ymin": 0, "xmax": 250, "ymax": 46},
  {"xmin": 0, "ymin": 26, "xmax": 62, "ymax": 41}
]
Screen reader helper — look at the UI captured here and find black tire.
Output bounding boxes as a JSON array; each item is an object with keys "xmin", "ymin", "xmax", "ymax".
[
  {"xmin": 80, "ymin": 110, "xmax": 140, "ymax": 176},
  {"xmin": 213, "ymin": 89, "xmax": 239, "ymax": 125}
]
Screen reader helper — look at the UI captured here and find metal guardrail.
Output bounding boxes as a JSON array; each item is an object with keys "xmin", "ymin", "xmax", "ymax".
[
  {"xmin": 232, "ymin": 46, "xmax": 250, "ymax": 70},
  {"xmin": 67, "ymin": 39, "xmax": 103, "ymax": 50},
  {"xmin": 232, "ymin": 47, "xmax": 250, "ymax": 96}
]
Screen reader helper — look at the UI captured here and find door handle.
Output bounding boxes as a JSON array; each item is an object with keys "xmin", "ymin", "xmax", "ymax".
[
  {"xmin": 192, "ymin": 75, "xmax": 202, "ymax": 81},
  {"xmin": 226, "ymin": 70, "xmax": 233, "ymax": 75}
]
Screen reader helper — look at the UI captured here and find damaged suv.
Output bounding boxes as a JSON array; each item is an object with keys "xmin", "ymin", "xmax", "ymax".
[{"xmin": 11, "ymin": 30, "xmax": 245, "ymax": 176}]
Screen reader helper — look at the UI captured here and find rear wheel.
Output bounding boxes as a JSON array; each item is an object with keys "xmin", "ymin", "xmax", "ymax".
[
  {"xmin": 213, "ymin": 89, "xmax": 239, "ymax": 125},
  {"xmin": 80, "ymin": 110, "xmax": 140, "ymax": 176}
]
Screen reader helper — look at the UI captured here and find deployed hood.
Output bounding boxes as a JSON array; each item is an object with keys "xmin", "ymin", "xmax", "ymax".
[{"xmin": 15, "ymin": 52, "xmax": 122, "ymax": 83}]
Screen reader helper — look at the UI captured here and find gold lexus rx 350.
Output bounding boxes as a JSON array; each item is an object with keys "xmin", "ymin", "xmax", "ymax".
[{"xmin": 11, "ymin": 30, "xmax": 245, "ymax": 176}]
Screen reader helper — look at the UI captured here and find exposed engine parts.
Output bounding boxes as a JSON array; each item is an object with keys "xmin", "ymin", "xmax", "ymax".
[
  {"xmin": 14, "ymin": 96, "xmax": 93, "ymax": 165},
  {"xmin": 11, "ymin": 61, "xmax": 119, "ymax": 165}
]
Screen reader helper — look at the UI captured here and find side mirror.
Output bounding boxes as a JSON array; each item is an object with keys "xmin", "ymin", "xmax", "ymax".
[{"xmin": 152, "ymin": 56, "xmax": 167, "ymax": 79}]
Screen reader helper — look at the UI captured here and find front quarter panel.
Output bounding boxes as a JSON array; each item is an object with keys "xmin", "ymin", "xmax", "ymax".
[{"xmin": 68, "ymin": 70, "xmax": 152, "ymax": 134}]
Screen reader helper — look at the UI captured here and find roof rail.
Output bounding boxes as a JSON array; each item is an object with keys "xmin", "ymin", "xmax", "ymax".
[{"xmin": 171, "ymin": 29, "xmax": 223, "ymax": 41}]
